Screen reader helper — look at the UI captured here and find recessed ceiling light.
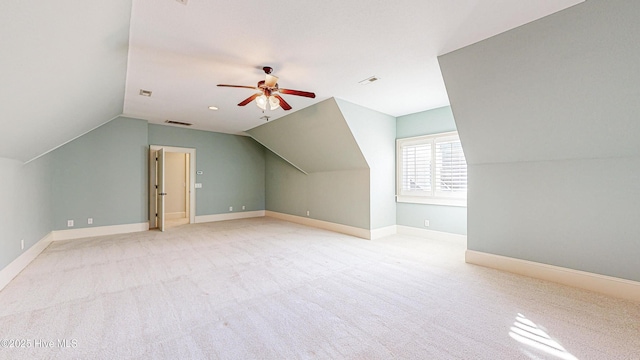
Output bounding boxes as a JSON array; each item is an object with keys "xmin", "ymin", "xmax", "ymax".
[
  {"xmin": 208, "ymin": 106, "xmax": 218, "ymax": 110},
  {"xmin": 358, "ymin": 76, "xmax": 379, "ymax": 85},
  {"xmin": 139, "ymin": 89, "xmax": 152, "ymax": 97}
]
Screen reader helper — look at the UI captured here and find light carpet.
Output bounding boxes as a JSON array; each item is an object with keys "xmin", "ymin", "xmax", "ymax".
[{"xmin": 0, "ymin": 218, "xmax": 638, "ymax": 359}]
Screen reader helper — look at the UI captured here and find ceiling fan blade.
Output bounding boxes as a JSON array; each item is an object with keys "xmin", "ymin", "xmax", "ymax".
[
  {"xmin": 238, "ymin": 93, "xmax": 260, "ymax": 106},
  {"xmin": 265, "ymin": 74, "xmax": 279, "ymax": 88},
  {"xmin": 273, "ymin": 94, "xmax": 292, "ymax": 110},
  {"xmin": 279, "ymin": 88, "xmax": 316, "ymax": 98},
  {"xmin": 217, "ymin": 84, "xmax": 259, "ymax": 90}
]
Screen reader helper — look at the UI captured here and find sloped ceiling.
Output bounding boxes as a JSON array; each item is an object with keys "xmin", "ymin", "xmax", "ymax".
[
  {"xmin": 0, "ymin": 0, "xmax": 132, "ymax": 162},
  {"xmin": 1, "ymin": 0, "xmax": 584, "ymax": 162},
  {"xmin": 124, "ymin": 0, "xmax": 583, "ymax": 135},
  {"xmin": 439, "ymin": 0, "xmax": 640, "ymax": 165},
  {"xmin": 247, "ymin": 98, "xmax": 368, "ymax": 173}
]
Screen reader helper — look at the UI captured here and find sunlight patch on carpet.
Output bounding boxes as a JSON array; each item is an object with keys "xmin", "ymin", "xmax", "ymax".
[{"xmin": 509, "ymin": 313, "xmax": 578, "ymax": 360}]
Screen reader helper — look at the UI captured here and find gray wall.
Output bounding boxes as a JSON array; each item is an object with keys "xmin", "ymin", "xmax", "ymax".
[
  {"xmin": 0, "ymin": 155, "xmax": 53, "ymax": 270},
  {"xmin": 258, "ymin": 97, "xmax": 398, "ymax": 230},
  {"xmin": 52, "ymin": 117, "xmax": 148, "ymax": 230},
  {"xmin": 307, "ymin": 170, "xmax": 370, "ymax": 229},
  {"xmin": 50, "ymin": 118, "xmax": 266, "ymax": 230},
  {"xmin": 336, "ymin": 99, "xmax": 397, "ymax": 229},
  {"xmin": 254, "ymin": 98, "xmax": 372, "ymax": 229},
  {"xmin": 265, "ymin": 151, "xmax": 308, "ymax": 217},
  {"xmin": 397, "ymin": 106, "xmax": 458, "ymax": 139},
  {"xmin": 439, "ymin": 0, "xmax": 640, "ymax": 281},
  {"xmin": 395, "ymin": 107, "xmax": 467, "ymax": 235},
  {"xmin": 148, "ymin": 124, "xmax": 265, "ymax": 216},
  {"xmin": 264, "ymin": 150, "xmax": 371, "ymax": 229}
]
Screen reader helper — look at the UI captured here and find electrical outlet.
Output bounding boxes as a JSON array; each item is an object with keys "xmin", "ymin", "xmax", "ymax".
[
  {"xmin": 424, "ymin": 220, "xmax": 430, "ymax": 227},
  {"xmin": 306, "ymin": 210, "xmax": 310, "ymax": 216},
  {"xmin": 88, "ymin": 218, "xmax": 93, "ymax": 225},
  {"xmin": 67, "ymin": 220, "xmax": 74, "ymax": 227},
  {"xmin": 242, "ymin": 205, "xmax": 245, "ymax": 210},
  {"xmin": 229, "ymin": 206, "xmax": 233, "ymax": 212},
  {"xmin": 195, "ymin": 183, "xmax": 202, "ymax": 189},
  {"xmin": 21, "ymin": 239, "xmax": 24, "ymax": 250}
]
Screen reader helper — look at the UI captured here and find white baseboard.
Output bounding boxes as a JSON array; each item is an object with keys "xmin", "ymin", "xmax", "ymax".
[
  {"xmin": 466, "ymin": 250, "xmax": 640, "ymax": 303},
  {"xmin": 52, "ymin": 222, "xmax": 149, "ymax": 241},
  {"xmin": 0, "ymin": 232, "xmax": 53, "ymax": 292},
  {"xmin": 396, "ymin": 225, "xmax": 467, "ymax": 245},
  {"xmin": 265, "ymin": 211, "xmax": 371, "ymax": 239},
  {"xmin": 195, "ymin": 210, "xmax": 266, "ymax": 224},
  {"xmin": 370, "ymin": 225, "xmax": 397, "ymax": 239},
  {"xmin": 165, "ymin": 211, "xmax": 186, "ymax": 220}
]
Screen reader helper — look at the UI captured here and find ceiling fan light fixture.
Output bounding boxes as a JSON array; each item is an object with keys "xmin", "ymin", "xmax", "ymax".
[
  {"xmin": 269, "ymin": 95, "xmax": 280, "ymax": 110},
  {"xmin": 255, "ymin": 94, "xmax": 268, "ymax": 110},
  {"xmin": 265, "ymin": 74, "xmax": 279, "ymax": 88},
  {"xmin": 218, "ymin": 67, "xmax": 315, "ymax": 112}
]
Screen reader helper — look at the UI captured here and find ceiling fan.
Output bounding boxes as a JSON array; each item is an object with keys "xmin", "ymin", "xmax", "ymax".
[{"xmin": 217, "ymin": 66, "xmax": 316, "ymax": 111}]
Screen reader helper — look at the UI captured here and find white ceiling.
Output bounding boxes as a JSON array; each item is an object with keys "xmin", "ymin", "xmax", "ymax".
[
  {"xmin": 124, "ymin": 0, "xmax": 582, "ymax": 134},
  {"xmin": 0, "ymin": 0, "xmax": 583, "ymax": 161}
]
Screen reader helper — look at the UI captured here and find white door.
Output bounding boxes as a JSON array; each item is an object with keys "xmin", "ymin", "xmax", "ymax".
[
  {"xmin": 149, "ymin": 149, "xmax": 157, "ymax": 229},
  {"xmin": 149, "ymin": 145, "xmax": 196, "ymax": 228},
  {"xmin": 157, "ymin": 147, "xmax": 166, "ymax": 231}
]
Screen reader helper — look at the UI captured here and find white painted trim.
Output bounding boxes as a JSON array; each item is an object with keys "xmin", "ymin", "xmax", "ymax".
[
  {"xmin": 166, "ymin": 211, "xmax": 186, "ymax": 220},
  {"xmin": 396, "ymin": 195, "xmax": 467, "ymax": 207},
  {"xmin": 466, "ymin": 250, "xmax": 640, "ymax": 303},
  {"xmin": 370, "ymin": 225, "xmax": 397, "ymax": 239},
  {"xmin": 397, "ymin": 225, "xmax": 467, "ymax": 245},
  {"xmin": 195, "ymin": 210, "xmax": 266, "ymax": 223},
  {"xmin": 0, "ymin": 232, "xmax": 53, "ymax": 291},
  {"xmin": 265, "ymin": 211, "xmax": 371, "ymax": 239},
  {"xmin": 52, "ymin": 222, "xmax": 149, "ymax": 241}
]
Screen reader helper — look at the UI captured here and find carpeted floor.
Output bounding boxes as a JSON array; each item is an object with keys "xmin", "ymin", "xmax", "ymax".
[{"xmin": 0, "ymin": 217, "xmax": 638, "ymax": 359}]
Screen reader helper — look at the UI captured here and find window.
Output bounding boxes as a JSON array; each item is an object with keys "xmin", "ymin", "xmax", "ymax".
[{"xmin": 397, "ymin": 131, "xmax": 467, "ymax": 206}]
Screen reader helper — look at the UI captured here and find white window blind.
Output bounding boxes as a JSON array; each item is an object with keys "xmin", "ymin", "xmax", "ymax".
[
  {"xmin": 435, "ymin": 139, "xmax": 467, "ymax": 196},
  {"xmin": 401, "ymin": 143, "xmax": 431, "ymax": 193},
  {"xmin": 397, "ymin": 131, "xmax": 467, "ymax": 206}
]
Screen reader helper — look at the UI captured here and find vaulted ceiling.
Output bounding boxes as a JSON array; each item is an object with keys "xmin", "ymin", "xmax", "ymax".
[{"xmin": 1, "ymin": 0, "xmax": 582, "ymax": 162}]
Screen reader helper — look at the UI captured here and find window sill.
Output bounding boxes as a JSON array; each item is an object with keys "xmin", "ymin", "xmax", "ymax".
[{"xmin": 396, "ymin": 195, "xmax": 467, "ymax": 207}]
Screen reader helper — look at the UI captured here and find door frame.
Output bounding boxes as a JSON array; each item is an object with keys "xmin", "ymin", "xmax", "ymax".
[{"xmin": 149, "ymin": 145, "xmax": 196, "ymax": 228}]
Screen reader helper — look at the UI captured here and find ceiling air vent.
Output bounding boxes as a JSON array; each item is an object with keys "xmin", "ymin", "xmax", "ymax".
[
  {"xmin": 165, "ymin": 120, "xmax": 192, "ymax": 126},
  {"xmin": 358, "ymin": 76, "xmax": 379, "ymax": 85}
]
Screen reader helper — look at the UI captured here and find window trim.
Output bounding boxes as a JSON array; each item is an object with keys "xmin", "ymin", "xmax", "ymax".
[{"xmin": 396, "ymin": 131, "xmax": 467, "ymax": 207}]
